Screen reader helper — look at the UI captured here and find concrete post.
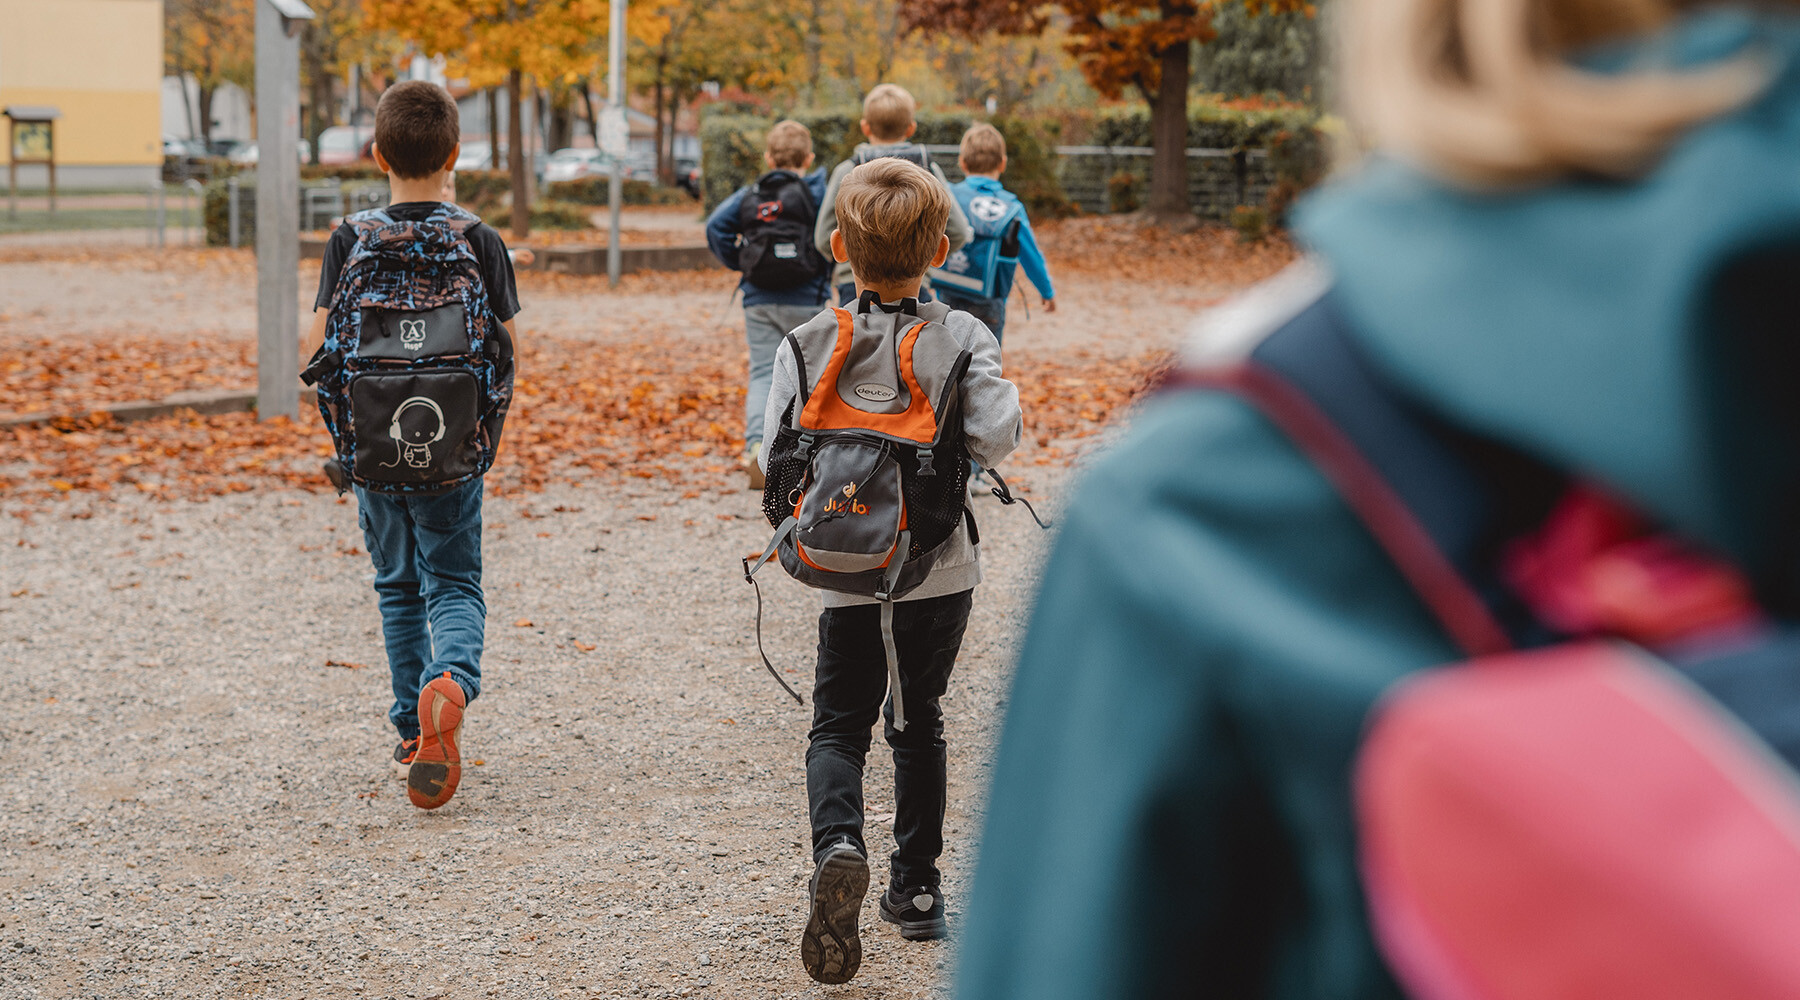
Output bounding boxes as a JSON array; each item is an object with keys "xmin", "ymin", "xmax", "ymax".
[
  {"xmin": 227, "ymin": 175, "xmax": 242, "ymax": 248},
  {"xmin": 254, "ymin": 0, "xmax": 313, "ymax": 421}
]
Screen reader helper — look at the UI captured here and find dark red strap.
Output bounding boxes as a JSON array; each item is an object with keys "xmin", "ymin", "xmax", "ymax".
[{"xmin": 1172, "ymin": 365, "xmax": 1515, "ymax": 658}]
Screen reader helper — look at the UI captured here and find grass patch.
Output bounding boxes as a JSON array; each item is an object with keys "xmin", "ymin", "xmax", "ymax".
[{"xmin": 0, "ymin": 206, "xmax": 201, "ymax": 235}]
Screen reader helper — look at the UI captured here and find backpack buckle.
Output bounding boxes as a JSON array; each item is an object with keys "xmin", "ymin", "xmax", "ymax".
[{"xmin": 916, "ymin": 448, "xmax": 936, "ymax": 476}]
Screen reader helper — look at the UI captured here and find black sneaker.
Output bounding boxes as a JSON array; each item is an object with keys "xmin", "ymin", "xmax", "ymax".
[
  {"xmin": 879, "ymin": 884, "xmax": 947, "ymax": 940},
  {"xmin": 392, "ymin": 738, "xmax": 418, "ymax": 780},
  {"xmin": 801, "ymin": 842, "xmax": 869, "ymax": 984}
]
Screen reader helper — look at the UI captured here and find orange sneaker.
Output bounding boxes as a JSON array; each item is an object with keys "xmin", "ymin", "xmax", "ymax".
[{"xmin": 407, "ymin": 673, "xmax": 466, "ymax": 810}]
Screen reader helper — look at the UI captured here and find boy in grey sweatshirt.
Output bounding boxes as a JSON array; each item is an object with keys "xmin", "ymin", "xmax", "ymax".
[
  {"xmin": 765, "ymin": 157, "xmax": 1021, "ymax": 984},
  {"xmin": 814, "ymin": 83, "xmax": 972, "ymax": 305}
]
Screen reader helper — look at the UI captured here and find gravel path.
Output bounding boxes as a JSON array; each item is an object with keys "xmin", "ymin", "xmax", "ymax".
[{"xmin": 0, "ymin": 469, "xmax": 1063, "ymax": 1000}]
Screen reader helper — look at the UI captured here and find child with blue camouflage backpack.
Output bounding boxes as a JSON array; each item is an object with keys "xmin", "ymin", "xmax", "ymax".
[
  {"xmin": 929, "ymin": 123, "xmax": 1056, "ymax": 344},
  {"xmin": 302, "ymin": 80, "xmax": 520, "ymax": 812}
]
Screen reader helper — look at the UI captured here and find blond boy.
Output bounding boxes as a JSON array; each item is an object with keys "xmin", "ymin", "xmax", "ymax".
[
  {"xmin": 813, "ymin": 84, "xmax": 972, "ymax": 305},
  {"xmin": 766, "ymin": 158, "xmax": 1021, "ymax": 983}
]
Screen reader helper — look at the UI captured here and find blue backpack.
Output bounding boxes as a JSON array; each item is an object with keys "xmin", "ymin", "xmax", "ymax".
[
  {"xmin": 929, "ymin": 181, "xmax": 1024, "ymax": 301},
  {"xmin": 301, "ymin": 204, "xmax": 514, "ymax": 494}
]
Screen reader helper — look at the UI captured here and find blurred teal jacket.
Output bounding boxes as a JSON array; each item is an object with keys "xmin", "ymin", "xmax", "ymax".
[{"xmin": 957, "ymin": 10, "xmax": 1800, "ymax": 1000}]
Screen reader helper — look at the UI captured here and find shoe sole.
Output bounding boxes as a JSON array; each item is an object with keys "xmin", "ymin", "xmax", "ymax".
[
  {"xmin": 407, "ymin": 679, "xmax": 464, "ymax": 810},
  {"xmin": 879, "ymin": 898, "xmax": 948, "ymax": 941},
  {"xmin": 392, "ymin": 756, "xmax": 412, "ymax": 781},
  {"xmin": 801, "ymin": 852, "xmax": 868, "ymax": 984},
  {"xmin": 748, "ymin": 465, "xmax": 766, "ymax": 491}
]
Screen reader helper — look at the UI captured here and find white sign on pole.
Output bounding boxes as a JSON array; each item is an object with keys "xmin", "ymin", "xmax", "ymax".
[{"xmin": 600, "ymin": 106, "xmax": 629, "ymax": 158}]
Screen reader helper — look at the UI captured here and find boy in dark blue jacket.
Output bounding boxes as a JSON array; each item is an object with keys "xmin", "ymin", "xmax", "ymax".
[
  {"xmin": 704, "ymin": 120, "xmax": 831, "ymax": 488},
  {"xmin": 930, "ymin": 123, "xmax": 1055, "ymax": 344}
]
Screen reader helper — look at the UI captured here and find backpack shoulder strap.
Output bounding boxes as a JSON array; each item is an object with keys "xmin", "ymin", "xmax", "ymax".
[{"xmin": 1169, "ymin": 294, "xmax": 1543, "ymax": 657}]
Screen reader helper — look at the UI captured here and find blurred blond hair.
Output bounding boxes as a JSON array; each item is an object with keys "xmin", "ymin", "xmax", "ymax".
[
  {"xmin": 766, "ymin": 120, "xmax": 813, "ymax": 170},
  {"xmin": 960, "ymin": 123, "xmax": 1007, "ymax": 174},
  {"xmin": 836, "ymin": 158, "xmax": 952, "ymax": 286},
  {"xmin": 863, "ymin": 84, "xmax": 918, "ymax": 142},
  {"xmin": 1345, "ymin": 0, "xmax": 1772, "ymax": 185}
]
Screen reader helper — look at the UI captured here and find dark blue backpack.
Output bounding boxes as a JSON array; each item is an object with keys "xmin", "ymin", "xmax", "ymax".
[
  {"xmin": 301, "ymin": 204, "xmax": 513, "ymax": 494},
  {"xmin": 929, "ymin": 181, "xmax": 1023, "ymax": 301}
]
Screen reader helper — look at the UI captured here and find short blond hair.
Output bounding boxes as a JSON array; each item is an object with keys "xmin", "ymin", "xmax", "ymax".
[
  {"xmin": 835, "ymin": 158, "xmax": 952, "ymax": 287},
  {"xmin": 765, "ymin": 119, "xmax": 812, "ymax": 170},
  {"xmin": 862, "ymin": 84, "xmax": 917, "ymax": 142},
  {"xmin": 1346, "ymin": 0, "xmax": 1771, "ymax": 186},
  {"xmin": 959, "ymin": 123, "xmax": 1006, "ymax": 174}
]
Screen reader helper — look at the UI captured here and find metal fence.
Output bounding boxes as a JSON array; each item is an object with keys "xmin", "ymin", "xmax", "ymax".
[{"xmin": 922, "ymin": 143, "xmax": 1276, "ymax": 220}]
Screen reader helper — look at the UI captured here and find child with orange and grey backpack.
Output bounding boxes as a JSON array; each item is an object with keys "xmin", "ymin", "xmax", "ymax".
[{"xmin": 748, "ymin": 157, "xmax": 1022, "ymax": 983}]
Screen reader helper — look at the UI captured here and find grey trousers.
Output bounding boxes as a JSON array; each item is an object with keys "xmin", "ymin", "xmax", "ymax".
[{"xmin": 743, "ymin": 303, "xmax": 822, "ymax": 445}]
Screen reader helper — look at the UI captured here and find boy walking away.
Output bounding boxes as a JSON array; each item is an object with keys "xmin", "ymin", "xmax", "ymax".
[
  {"xmin": 704, "ymin": 120, "xmax": 832, "ymax": 489},
  {"xmin": 302, "ymin": 81, "xmax": 520, "ymax": 811},
  {"xmin": 754, "ymin": 158, "xmax": 1021, "ymax": 983},
  {"xmin": 930, "ymin": 123, "xmax": 1056, "ymax": 343},
  {"xmin": 814, "ymin": 84, "xmax": 973, "ymax": 306}
]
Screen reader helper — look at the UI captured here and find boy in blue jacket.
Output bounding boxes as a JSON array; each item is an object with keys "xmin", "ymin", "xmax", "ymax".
[
  {"xmin": 704, "ymin": 120, "xmax": 831, "ymax": 488},
  {"xmin": 931, "ymin": 123, "xmax": 1055, "ymax": 344}
]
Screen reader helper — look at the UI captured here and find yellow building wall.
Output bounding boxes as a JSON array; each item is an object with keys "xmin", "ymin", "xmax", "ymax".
[{"xmin": 0, "ymin": 0, "xmax": 163, "ymax": 167}]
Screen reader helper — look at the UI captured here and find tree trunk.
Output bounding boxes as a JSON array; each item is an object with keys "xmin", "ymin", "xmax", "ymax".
[
  {"xmin": 197, "ymin": 85, "xmax": 216, "ymax": 146},
  {"xmin": 580, "ymin": 85, "xmax": 600, "ymax": 148},
  {"xmin": 1145, "ymin": 31, "xmax": 1192, "ymax": 223},
  {"xmin": 487, "ymin": 87, "xmax": 502, "ymax": 172},
  {"xmin": 507, "ymin": 69, "xmax": 529, "ymax": 240},
  {"xmin": 303, "ymin": 47, "xmax": 332, "ymax": 166},
  {"xmin": 548, "ymin": 85, "xmax": 574, "ymax": 153},
  {"xmin": 805, "ymin": 0, "xmax": 823, "ymax": 107},
  {"xmin": 653, "ymin": 53, "xmax": 669, "ymax": 185}
]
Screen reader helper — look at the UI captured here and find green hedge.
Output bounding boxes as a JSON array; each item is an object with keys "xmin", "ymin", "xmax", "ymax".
[
  {"xmin": 542, "ymin": 177, "xmax": 696, "ymax": 207},
  {"xmin": 700, "ymin": 109, "xmax": 1073, "ymax": 219},
  {"xmin": 487, "ymin": 200, "xmax": 596, "ymax": 231},
  {"xmin": 202, "ymin": 176, "xmax": 389, "ymax": 246}
]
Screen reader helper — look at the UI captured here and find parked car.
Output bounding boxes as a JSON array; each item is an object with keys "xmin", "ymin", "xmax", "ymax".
[
  {"xmin": 226, "ymin": 140, "xmax": 313, "ymax": 166},
  {"xmin": 315, "ymin": 125, "xmax": 372, "ymax": 165},
  {"xmin": 544, "ymin": 147, "xmax": 605, "ymax": 182},
  {"xmin": 455, "ymin": 141, "xmax": 500, "ymax": 171}
]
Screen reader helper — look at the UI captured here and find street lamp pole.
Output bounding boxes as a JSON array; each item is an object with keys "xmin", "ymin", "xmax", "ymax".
[{"xmin": 607, "ymin": 0, "xmax": 626, "ymax": 289}]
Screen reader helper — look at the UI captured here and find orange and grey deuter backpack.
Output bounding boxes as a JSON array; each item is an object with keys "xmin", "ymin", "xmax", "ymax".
[{"xmin": 742, "ymin": 294, "xmax": 992, "ymax": 726}]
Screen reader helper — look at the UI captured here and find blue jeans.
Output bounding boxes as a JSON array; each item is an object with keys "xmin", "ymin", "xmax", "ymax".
[
  {"xmin": 743, "ymin": 303, "xmax": 821, "ymax": 445},
  {"xmin": 939, "ymin": 293, "xmax": 1006, "ymax": 344},
  {"xmin": 355, "ymin": 479, "xmax": 485, "ymax": 739}
]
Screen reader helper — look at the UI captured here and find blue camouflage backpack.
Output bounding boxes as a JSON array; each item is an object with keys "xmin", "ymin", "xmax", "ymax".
[
  {"xmin": 929, "ymin": 181, "xmax": 1024, "ymax": 301},
  {"xmin": 301, "ymin": 204, "xmax": 514, "ymax": 494}
]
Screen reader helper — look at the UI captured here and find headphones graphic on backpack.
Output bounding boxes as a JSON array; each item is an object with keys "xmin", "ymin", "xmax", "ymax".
[{"xmin": 380, "ymin": 396, "xmax": 446, "ymax": 470}]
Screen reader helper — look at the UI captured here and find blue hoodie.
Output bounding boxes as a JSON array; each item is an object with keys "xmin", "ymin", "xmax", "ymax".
[
  {"xmin": 941, "ymin": 175, "xmax": 1056, "ymax": 306},
  {"xmin": 957, "ymin": 10, "xmax": 1800, "ymax": 1000},
  {"xmin": 704, "ymin": 167, "xmax": 831, "ymax": 307}
]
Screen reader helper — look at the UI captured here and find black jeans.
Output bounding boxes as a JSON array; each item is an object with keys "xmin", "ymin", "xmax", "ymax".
[{"xmin": 808, "ymin": 590, "xmax": 974, "ymax": 889}]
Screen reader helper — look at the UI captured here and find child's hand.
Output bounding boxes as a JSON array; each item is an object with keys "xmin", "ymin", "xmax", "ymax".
[
  {"xmin": 1044, "ymin": 297, "xmax": 1057, "ymax": 313},
  {"xmin": 510, "ymin": 247, "xmax": 536, "ymax": 268}
]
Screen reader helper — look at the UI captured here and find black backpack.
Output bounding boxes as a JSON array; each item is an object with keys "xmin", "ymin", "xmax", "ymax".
[
  {"xmin": 301, "ymin": 205, "xmax": 513, "ymax": 495},
  {"xmin": 737, "ymin": 170, "xmax": 828, "ymax": 290}
]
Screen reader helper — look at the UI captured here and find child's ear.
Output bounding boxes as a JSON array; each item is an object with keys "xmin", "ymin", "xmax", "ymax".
[
  {"xmin": 803, "ymin": 151, "xmax": 816, "ymax": 170},
  {"xmin": 957, "ymin": 155, "xmax": 968, "ymax": 175},
  {"xmin": 764, "ymin": 151, "xmax": 776, "ymax": 170},
  {"xmin": 931, "ymin": 233, "xmax": 949, "ymax": 268},
  {"xmin": 372, "ymin": 143, "xmax": 392, "ymax": 175},
  {"xmin": 997, "ymin": 153, "xmax": 1006, "ymax": 175},
  {"xmin": 905, "ymin": 122, "xmax": 917, "ymax": 139},
  {"xmin": 830, "ymin": 229, "xmax": 850, "ymax": 263},
  {"xmin": 442, "ymin": 143, "xmax": 460, "ymax": 174},
  {"xmin": 860, "ymin": 119, "xmax": 873, "ymax": 139}
]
